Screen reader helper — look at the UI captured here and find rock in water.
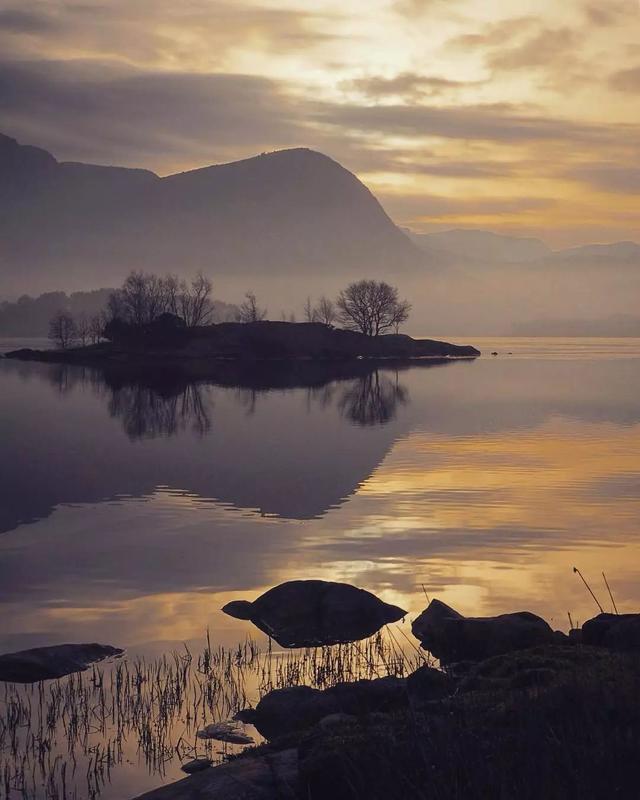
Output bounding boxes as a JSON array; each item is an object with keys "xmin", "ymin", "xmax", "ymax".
[
  {"xmin": 0, "ymin": 643, "xmax": 123, "ymax": 683},
  {"xmin": 411, "ymin": 599, "xmax": 554, "ymax": 664},
  {"xmin": 196, "ymin": 721, "xmax": 254, "ymax": 745},
  {"xmin": 181, "ymin": 758, "xmax": 213, "ymax": 774},
  {"xmin": 581, "ymin": 613, "xmax": 640, "ymax": 652},
  {"xmin": 222, "ymin": 580, "xmax": 406, "ymax": 648}
]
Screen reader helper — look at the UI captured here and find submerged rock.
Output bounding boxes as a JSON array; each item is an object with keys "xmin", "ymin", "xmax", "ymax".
[
  {"xmin": 196, "ymin": 721, "xmax": 254, "ymax": 745},
  {"xmin": 247, "ymin": 676, "xmax": 408, "ymax": 740},
  {"xmin": 0, "ymin": 643, "xmax": 123, "ymax": 683},
  {"xmin": 582, "ymin": 613, "xmax": 640, "ymax": 652},
  {"xmin": 412, "ymin": 599, "xmax": 554, "ymax": 664},
  {"xmin": 222, "ymin": 580, "xmax": 406, "ymax": 648},
  {"xmin": 180, "ymin": 758, "xmax": 212, "ymax": 774}
]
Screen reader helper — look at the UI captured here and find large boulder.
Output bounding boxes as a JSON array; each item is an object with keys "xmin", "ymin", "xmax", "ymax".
[
  {"xmin": 406, "ymin": 664, "xmax": 454, "ymax": 709},
  {"xmin": 0, "ymin": 643, "xmax": 123, "ymax": 683},
  {"xmin": 412, "ymin": 599, "xmax": 554, "ymax": 664},
  {"xmin": 222, "ymin": 580, "xmax": 406, "ymax": 648},
  {"xmin": 581, "ymin": 613, "xmax": 640, "ymax": 652},
  {"xmin": 243, "ymin": 676, "xmax": 408, "ymax": 740}
]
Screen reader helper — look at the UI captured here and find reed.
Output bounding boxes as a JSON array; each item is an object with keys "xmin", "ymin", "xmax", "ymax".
[{"xmin": 0, "ymin": 628, "xmax": 418, "ymax": 799}]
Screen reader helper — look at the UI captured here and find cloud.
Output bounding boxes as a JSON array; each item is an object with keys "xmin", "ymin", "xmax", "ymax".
[
  {"xmin": 391, "ymin": 160, "xmax": 518, "ymax": 178},
  {"xmin": 487, "ymin": 28, "xmax": 579, "ymax": 72},
  {"xmin": 0, "ymin": 59, "xmax": 307, "ymax": 169},
  {"xmin": 0, "ymin": 8, "xmax": 59, "ymax": 32},
  {"xmin": 610, "ymin": 65, "xmax": 640, "ymax": 92},
  {"xmin": 0, "ymin": 0, "xmax": 339, "ymax": 66},
  {"xmin": 343, "ymin": 72, "xmax": 482, "ymax": 101},
  {"xmin": 567, "ymin": 163, "xmax": 640, "ymax": 194},
  {"xmin": 582, "ymin": 1, "xmax": 636, "ymax": 27},
  {"xmin": 448, "ymin": 17, "xmax": 538, "ymax": 50},
  {"xmin": 313, "ymin": 100, "xmax": 624, "ymax": 145}
]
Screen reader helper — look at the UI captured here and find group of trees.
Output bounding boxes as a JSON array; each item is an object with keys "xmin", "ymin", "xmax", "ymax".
[
  {"xmin": 48, "ymin": 309, "xmax": 106, "ymax": 349},
  {"xmin": 48, "ymin": 271, "xmax": 222, "ymax": 348},
  {"xmin": 48, "ymin": 273, "xmax": 411, "ymax": 349},
  {"xmin": 107, "ymin": 271, "xmax": 216, "ymax": 329}
]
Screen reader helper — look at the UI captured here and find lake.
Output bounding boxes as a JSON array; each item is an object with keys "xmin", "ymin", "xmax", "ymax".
[{"xmin": 1, "ymin": 337, "xmax": 639, "ymax": 798}]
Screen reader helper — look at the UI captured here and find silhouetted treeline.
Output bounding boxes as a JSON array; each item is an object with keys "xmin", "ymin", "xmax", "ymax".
[{"xmin": 0, "ymin": 290, "xmax": 112, "ymax": 336}]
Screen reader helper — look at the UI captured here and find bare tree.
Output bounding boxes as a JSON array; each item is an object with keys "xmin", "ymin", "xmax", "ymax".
[
  {"xmin": 239, "ymin": 291, "xmax": 267, "ymax": 323},
  {"xmin": 75, "ymin": 313, "xmax": 91, "ymax": 346},
  {"xmin": 48, "ymin": 310, "xmax": 77, "ymax": 349},
  {"xmin": 391, "ymin": 299, "xmax": 411, "ymax": 334},
  {"xmin": 336, "ymin": 279, "xmax": 410, "ymax": 336},
  {"xmin": 315, "ymin": 296, "xmax": 336, "ymax": 326},
  {"xmin": 304, "ymin": 296, "xmax": 318, "ymax": 323},
  {"xmin": 88, "ymin": 312, "xmax": 105, "ymax": 343},
  {"xmin": 179, "ymin": 272, "xmax": 214, "ymax": 327}
]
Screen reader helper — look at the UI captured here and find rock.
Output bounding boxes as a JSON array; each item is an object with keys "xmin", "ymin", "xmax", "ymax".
[
  {"xmin": 412, "ymin": 599, "xmax": 554, "ymax": 664},
  {"xmin": 222, "ymin": 580, "xmax": 407, "ymax": 648},
  {"xmin": 180, "ymin": 758, "xmax": 212, "ymax": 774},
  {"xmin": 196, "ymin": 721, "xmax": 254, "ymax": 745},
  {"xmin": 406, "ymin": 664, "xmax": 453, "ymax": 708},
  {"xmin": 457, "ymin": 644, "xmax": 616, "ymax": 694},
  {"xmin": 133, "ymin": 748, "xmax": 298, "ymax": 799},
  {"xmin": 318, "ymin": 712, "xmax": 357, "ymax": 731},
  {"xmin": 582, "ymin": 613, "xmax": 640, "ymax": 652},
  {"xmin": 0, "ymin": 643, "xmax": 124, "ymax": 683},
  {"xmin": 250, "ymin": 686, "xmax": 337, "ymax": 740},
  {"xmin": 250, "ymin": 677, "xmax": 408, "ymax": 740}
]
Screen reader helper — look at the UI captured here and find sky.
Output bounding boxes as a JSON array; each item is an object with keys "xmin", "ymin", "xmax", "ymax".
[{"xmin": 1, "ymin": 0, "xmax": 639, "ymax": 246}]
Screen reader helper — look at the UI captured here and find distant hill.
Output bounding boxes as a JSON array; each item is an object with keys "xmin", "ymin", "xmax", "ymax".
[
  {"xmin": 544, "ymin": 241, "xmax": 640, "ymax": 265},
  {"xmin": 409, "ymin": 228, "xmax": 639, "ymax": 267},
  {"xmin": 0, "ymin": 133, "xmax": 423, "ymax": 295},
  {"xmin": 408, "ymin": 228, "xmax": 551, "ymax": 264}
]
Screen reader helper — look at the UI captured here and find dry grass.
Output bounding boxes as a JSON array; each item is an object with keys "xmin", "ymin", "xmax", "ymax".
[{"xmin": 0, "ymin": 628, "xmax": 421, "ymax": 799}]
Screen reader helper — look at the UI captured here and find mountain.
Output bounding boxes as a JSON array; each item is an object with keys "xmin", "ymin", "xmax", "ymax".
[
  {"xmin": 408, "ymin": 228, "xmax": 551, "ymax": 264},
  {"xmin": 544, "ymin": 241, "xmax": 640, "ymax": 265},
  {"xmin": 0, "ymin": 133, "xmax": 423, "ymax": 295}
]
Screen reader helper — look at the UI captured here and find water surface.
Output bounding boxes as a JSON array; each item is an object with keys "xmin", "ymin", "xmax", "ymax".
[{"xmin": 0, "ymin": 339, "xmax": 639, "ymax": 797}]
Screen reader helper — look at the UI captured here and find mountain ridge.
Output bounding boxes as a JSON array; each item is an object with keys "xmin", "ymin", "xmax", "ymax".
[{"xmin": 0, "ymin": 133, "xmax": 424, "ymax": 295}]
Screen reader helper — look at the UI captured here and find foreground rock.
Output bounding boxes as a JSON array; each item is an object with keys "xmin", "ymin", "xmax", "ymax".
[
  {"xmin": 412, "ymin": 599, "xmax": 554, "ymax": 664},
  {"xmin": 133, "ymin": 748, "xmax": 298, "ymax": 799},
  {"xmin": 0, "ymin": 643, "xmax": 123, "ymax": 683},
  {"xmin": 240, "ymin": 676, "xmax": 409, "ymax": 740},
  {"xmin": 581, "ymin": 612, "xmax": 640, "ymax": 652},
  {"xmin": 222, "ymin": 580, "xmax": 407, "ymax": 648}
]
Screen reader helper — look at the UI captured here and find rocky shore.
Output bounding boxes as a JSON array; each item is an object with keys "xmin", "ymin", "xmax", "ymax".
[{"xmin": 128, "ymin": 584, "xmax": 640, "ymax": 800}]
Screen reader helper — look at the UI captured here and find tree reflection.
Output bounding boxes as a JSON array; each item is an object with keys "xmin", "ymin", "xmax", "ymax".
[
  {"xmin": 36, "ymin": 360, "xmax": 416, "ymax": 438},
  {"xmin": 107, "ymin": 383, "xmax": 213, "ymax": 439},
  {"xmin": 338, "ymin": 370, "xmax": 408, "ymax": 426}
]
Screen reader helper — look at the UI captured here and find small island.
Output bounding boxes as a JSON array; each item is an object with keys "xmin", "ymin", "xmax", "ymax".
[{"xmin": 4, "ymin": 273, "xmax": 480, "ymax": 366}]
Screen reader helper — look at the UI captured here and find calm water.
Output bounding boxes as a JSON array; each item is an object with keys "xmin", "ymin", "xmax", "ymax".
[{"xmin": 1, "ymin": 338, "xmax": 639, "ymax": 797}]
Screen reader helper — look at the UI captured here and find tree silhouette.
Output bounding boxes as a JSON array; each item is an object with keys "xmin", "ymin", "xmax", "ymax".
[
  {"xmin": 336, "ymin": 280, "xmax": 410, "ymax": 336},
  {"xmin": 48, "ymin": 310, "xmax": 77, "ymax": 349}
]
